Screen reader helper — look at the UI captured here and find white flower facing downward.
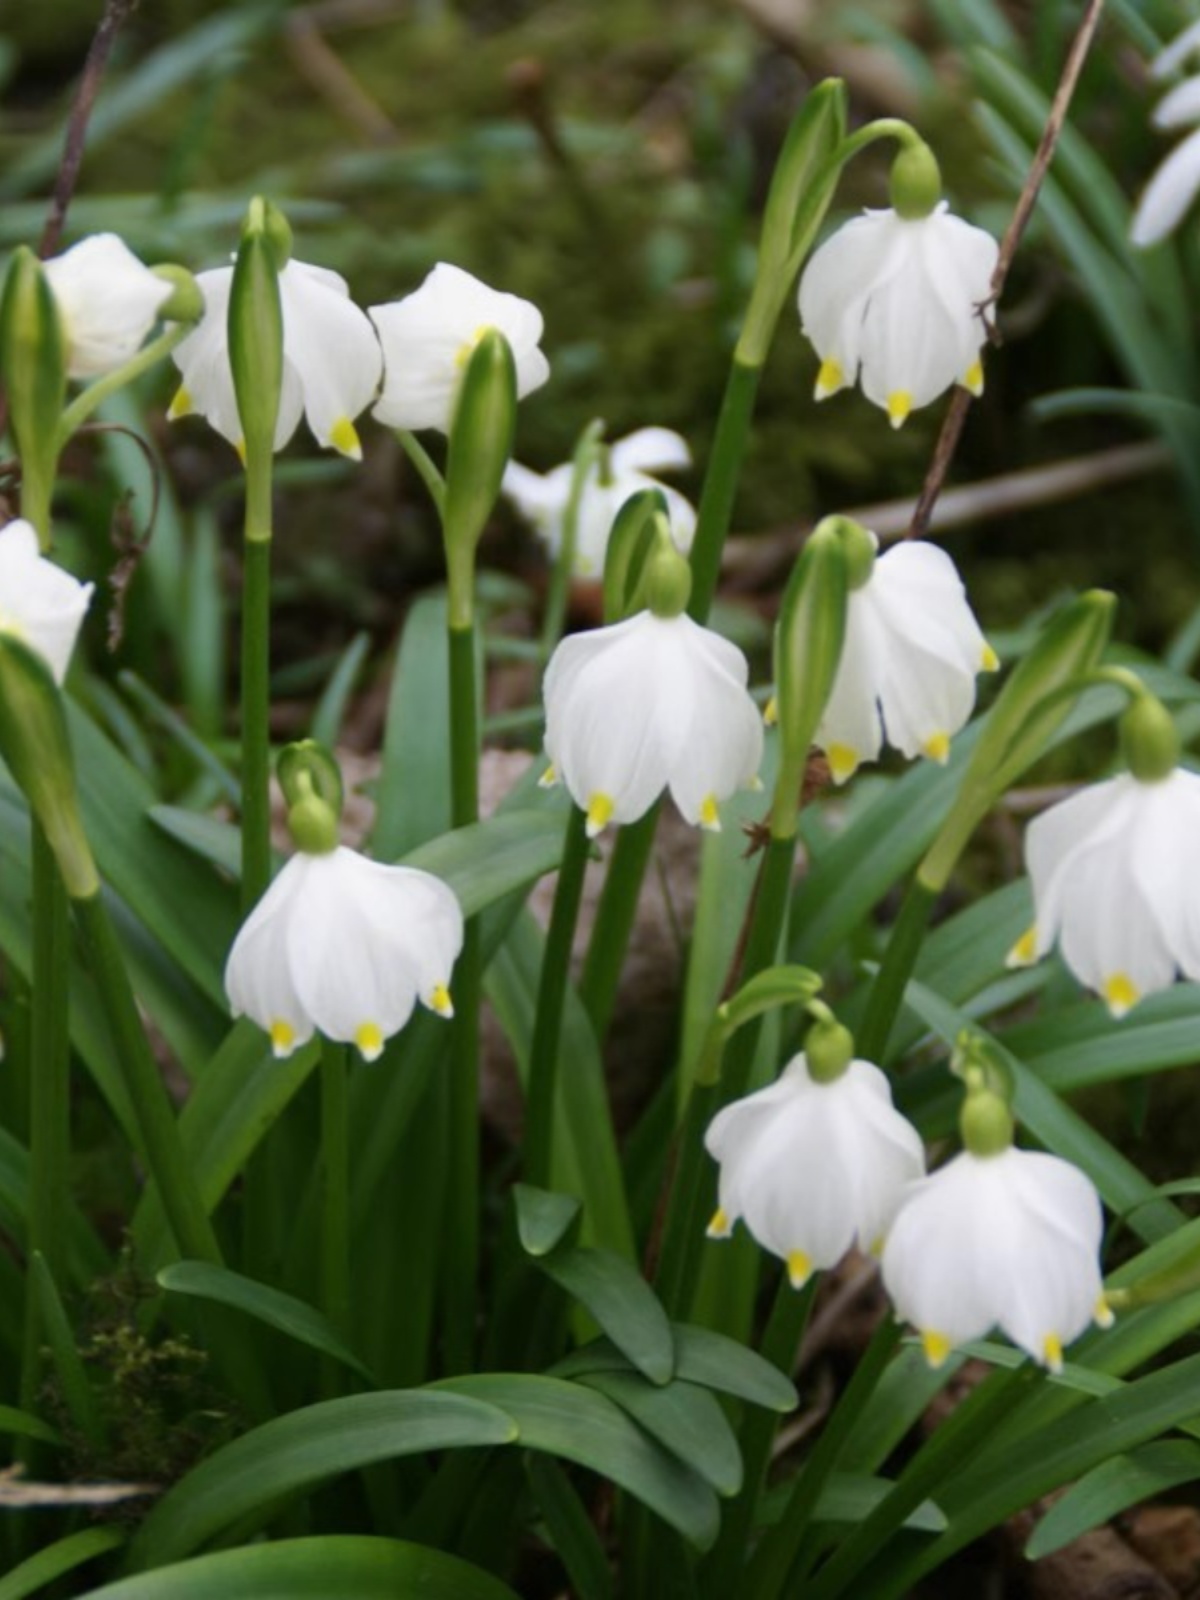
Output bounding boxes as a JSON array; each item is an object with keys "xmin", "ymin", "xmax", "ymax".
[
  {"xmin": 882, "ymin": 1146, "xmax": 1109, "ymax": 1372},
  {"xmin": 0, "ymin": 519, "xmax": 93, "ymax": 683},
  {"xmin": 705, "ymin": 1053, "xmax": 925, "ymax": 1288},
  {"xmin": 225, "ymin": 846, "xmax": 464, "ymax": 1062},
  {"xmin": 369, "ymin": 263, "xmax": 549, "ymax": 433},
  {"xmin": 1131, "ymin": 21, "xmax": 1200, "ymax": 246},
  {"xmin": 169, "ymin": 259, "xmax": 383, "ymax": 458},
  {"xmin": 43, "ymin": 234, "xmax": 173, "ymax": 380},
  {"xmin": 798, "ymin": 203, "xmax": 998, "ymax": 426},
  {"xmin": 1008, "ymin": 769, "xmax": 1200, "ymax": 1017},
  {"xmin": 502, "ymin": 428, "xmax": 696, "ymax": 577},
  {"xmin": 542, "ymin": 610, "xmax": 763, "ymax": 836},
  {"xmin": 814, "ymin": 534, "xmax": 996, "ymax": 785}
]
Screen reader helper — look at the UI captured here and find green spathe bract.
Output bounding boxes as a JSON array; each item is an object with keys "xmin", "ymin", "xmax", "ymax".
[
  {"xmin": 228, "ymin": 198, "xmax": 286, "ymax": 472},
  {"xmin": 0, "ymin": 245, "xmax": 66, "ymax": 542},
  {"xmin": 444, "ymin": 328, "xmax": 518, "ymax": 627}
]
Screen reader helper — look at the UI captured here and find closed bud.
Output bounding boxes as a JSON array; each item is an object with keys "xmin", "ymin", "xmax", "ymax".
[
  {"xmin": 959, "ymin": 1083, "xmax": 1015, "ymax": 1158},
  {"xmin": 444, "ymin": 327, "xmax": 518, "ymax": 626},
  {"xmin": 0, "ymin": 246, "xmax": 66, "ymax": 536},
  {"xmin": 642, "ymin": 528, "xmax": 692, "ymax": 619},
  {"xmin": 889, "ymin": 139, "xmax": 942, "ymax": 220},
  {"xmin": 1120, "ymin": 692, "xmax": 1180, "ymax": 782},
  {"xmin": 151, "ymin": 264, "xmax": 205, "ymax": 325},
  {"xmin": 229, "ymin": 198, "xmax": 285, "ymax": 471},
  {"xmin": 278, "ymin": 740, "xmax": 343, "ymax": 855},
  {"xmin": 0, "ymin": 637, "xmax": 98, "ymax": 899},
  {"xmin": 805, "ymin": 1012, "xmax": 855, "ymax": 1083}
]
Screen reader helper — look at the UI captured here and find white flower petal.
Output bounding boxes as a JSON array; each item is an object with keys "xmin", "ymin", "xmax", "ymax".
[
  {"xmin": 278, "ymin": 262, "xmax": 383, "ymax": 455},
  {"xmin": 1153, "ymin": 75, "xmax": 1200, "ymax": 129},
  {"xmin": 0, "ymin": 519, "xmax": 93, "ymax": 683},
  {"xmin": 43, "ymin": 233, "xmax": 172, "ymax": 379},
  {"xmin": 609, "ymin": 427, "xmax": 691, "ymax": 476},
  {"xmin": 1131, "ymin": 127, "xmax": 1200, "ymax": 246},
  {"xmin": 799, "ymin": 212, "xmax": 910, "ymax": 385},
  {"xmin": 1153, "ymin": 19, "xmax": 1200, "ymax": 79}
]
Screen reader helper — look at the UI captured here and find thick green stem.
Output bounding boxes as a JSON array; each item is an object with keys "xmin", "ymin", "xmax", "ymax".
[
  {"xmin": 20, "ymin": 824, "xmax": 72, "ymax": 1412},
  {"xmin": 749, "ymin": 1315, "xmax": 902, "ymax": 1600},
  {"xmin": 687, "ymin": 358, "xmax": 762, "ymax": 624},
  {"xmin": 856, "ymin": 877, "xmax": 938, "ymax": 1064},
  {"xmin": 240, "ymin": 466, "xmax": 273, "ymax": 914},
  {"xmin": 578, "ymin": 804, "xmax": 659, "ymax": 1040},
  {"xmin": 73, "ymin": 890, "xmax": 222, "ymax": 1266},
  {"xmin": 443, "ymin": 621, "xmax": 481, "ymax": 1371},
  {"xmin": 525, "ymin": 805, "xmax": 592, "ymax": 1187},
  {"xmin": 319, "ymin": 1038, "xmax": 351, "ymax": 1390}
]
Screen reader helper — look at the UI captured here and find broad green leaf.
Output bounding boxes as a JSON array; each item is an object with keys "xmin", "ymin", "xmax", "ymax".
[
  {"xmin": 758, "ymin": 1471, "xmax": 947, "ymax": 1534},
  {"xmin": 525, "ymin": 1455, "xmax": 615, "ymax": 1600},
  {"xmin": 82, "ymin": 1537, "xmax": 519, "ymax": 1600},
  {"xmin": 0, "ymin": 1403, "xmax": 61, "ymax": 1447},
  {"xmin": 578, "ymin": 1370, "xmax": 741, "ymax": 1496},
  {"xmin": 0, "ymin": 1528, "xmax": 124, "ymax": 1600},
  {"xmin": 157, "ymin": 1261, "xmax": 375, "ymax": 1383},
  {"xmin": 513, "ymin": 1185, "xmax": 582, "ymax": 1257},
  {"xmin": 128, "ymin": 1392, "xmax": 518, "ymax": 1568},
  {"xmin": 552, "ymin": 1325, "xmax": 797, "ymax": 1413},
  {"xmin": 438, "ymin": 1373, "xmax": 720, "ymax": 1549},
  {"xmin": 1026, "ymin": 1441, "xmax": 1200, "ymax": 1559},
  {"xmin": 539, "ymin": 1247, "xmax": 674, "ymax": 1386}
]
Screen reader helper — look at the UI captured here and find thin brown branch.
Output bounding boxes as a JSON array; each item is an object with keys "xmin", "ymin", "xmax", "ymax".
[
  {"xmin": 906, "ymin": 0, "xmax": 1108, "ymax": 541},
  {"xmin": 38, "ymin": 0, "xmax": 140, "ymax": 260},
  {"xmin": 0, "ymin": 1464, "xmax": 158, "ymax": 1507}
]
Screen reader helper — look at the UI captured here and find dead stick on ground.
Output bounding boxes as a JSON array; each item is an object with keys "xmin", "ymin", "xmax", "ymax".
[{"xmin": 907, "ymin": 0, "xmax": 1108, "ymax": 542}]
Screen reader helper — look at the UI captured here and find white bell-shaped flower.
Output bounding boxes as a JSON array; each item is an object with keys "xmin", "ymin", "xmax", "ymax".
[
  {"xmin": 814, "ymin": 534, "xmax": 996, "ymax": 785},
  {"xmin": 798, "ymin": 203, "xmax": 998, "ymax": 426},
  {"xmin": 502, "ymin": 428, "xmax": 696, "ymax": 577},
  {"xmin": 542, "ymin": 609, "xmax": 763, "ymax": 837},
  {"xmin": 43, "ymin": 233, "xmax": 173, "ymax": 380},
  {"xmin": 704, "ymin": 1052, "xmax": 925, "ymax": 1288},
  {"xmin": 1008, "ymin": 769, "xmax": 1200, "ymax": 1017},
  {"xmin": 225, "ymin": 845, "xmax": 464, "ymax": 1062},
  {"xmin": 369, "ymin": 262, "xmax": 549, "ymax": 433},
  {"xmin": 882, "ymin": 1146, "xmax": 1109, "ymax": 1372},
  {"xmin": 0, "ymin": 519, "xmax": 93, "ymax": 683},
  {"xmin": 1131, "ymin": 21, "xmax": 1200, "ymax": 246},
  {"xmin": 168, "ymin": 259, "xmax": 383, "ymax": 458}
]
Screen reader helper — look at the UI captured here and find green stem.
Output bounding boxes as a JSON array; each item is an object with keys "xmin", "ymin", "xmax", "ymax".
[
  {"xmin": 73, "ymin": 890, "xmax": 222, "ymax": 1265},
  {"xmin": 540, "ymin": 423, "xmax": 603, "ymax": 663},
  {"xmin": 319, "ymin": 1038, "xmax": 351, "ymax": 1390},
  {"xmin": 56, "ymin": 323, "xmax": 191, "ymax": 447},
  {"xmin": 578, "ymin": 804, "xmax": 659, "ymax": 1040},
  {"xmin": 397, "ymin": 429, "xmax": 447, "ymax": 520},
  {"xmin": 240, "ymin": 480, "xmax": 272, "ymax": 914},
  {"xmin": 687, "ymin": 357, "xmax": 762, "ymax": 624},
  {"xmin": 444, "ymin": 620, "xmax": 481, "ymax": 1371},
  {"xmin": 20, "ymin": 824, "xmax": 71, "ymax": 1413},
  {"xmin": 702, "ymin": 1274, "xmax": 818, "ymax": 1593},
  {"xmin": 525, "ymin": 805, "xmax": 592, "ymax": 1187},
  {"xmin": 856, "ymin": 877, "xmax": 938, "ymax": 1064},
  {"xmin": 749, "ymin": 1315, "xmax": 902, "ymax": 1600}
]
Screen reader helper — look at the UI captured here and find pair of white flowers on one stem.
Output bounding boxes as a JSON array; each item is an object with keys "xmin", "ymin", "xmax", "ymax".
[{"xmin": 706, "ymin": 1035, "xmax": 1110, "ymax": 1373}]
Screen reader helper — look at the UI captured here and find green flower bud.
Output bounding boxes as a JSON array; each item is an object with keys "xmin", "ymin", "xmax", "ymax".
[
  {"xmin": 1120, "ymin": 692, "xmax": 1180, "ymax": 783},
  {"xmin": 830, "ymin": 515, "xmax": 876, "ymax": 590},
  {"xmin": 151, "ymin": 264, "xmax": 205, "ymax": 325},
  {"xmin": 0, "ymin": 245, "xmax": 67, "ymax": 541},
  {"xmin": 805, "ymin": 1011, "xmax": 855, "ymax": 1083},
  {"xmin": 643, "ymin": 531, "xmax": 692, "ymax": 619},
  {"xmin": 959, "ymin": 1083, "xmax": 1014, "ymax": 1158},
  {"xmin": 602, "ymin": 487, "xmax": 666, "ymax": 623},
  {"xmin": 277, "ymin": 739, "xmax": 344, "ymax": 820},
  {"xmin": 444, "ymin": 327, "xmax": 518, "ymax": 628},
  {"xmin": 889, "ymin": 140, "xmax": 942, "ymax": 220},
  {"xmin": 229, "ymin": 197, "xmax": 285, "ymax": 480},
  {"xmin": 0, "ymin": 637, "xmax": 98, "ymax": 899}
]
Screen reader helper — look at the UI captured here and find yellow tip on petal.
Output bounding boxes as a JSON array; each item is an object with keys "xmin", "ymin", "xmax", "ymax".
[
  {"xmin": 923, "ymin": 731, "xmax": 951, "ymax": 765},
  {"xmin": 786, "ymin": 1250, "xmax": 813, "ymax": 1290},
  {"xmin": 355, "ymin": 1021, "xmax": 385, "ymax": 1061},
  {"xmin": 827, "ymin": 743, "xmax": 860, "ymax": 784},
  {"xmin": 963, "ymin": 359, "xmax": 985, "ymax": 397},
  {"xmin": 328, "ymin": 416, "xmax": 362, "ymax": 460},
  {"xmin": 981, "ymin": 642, "xmax": 999, "ymax": 672},
  {"xmin": 1007, "ymin": 925, "xmax": 1038, "ymax": 969},
  {"xmin": 868, "ymin": 1234, "xmax": 885, "ymax": 1258},
  {"xmin": 430, "ymin": 983, "xmax": 454, "ymax": 1018},
  {"xmin": 538, "ymin": 763, "xmax": 559, "ymax": 790},
  {"xmin": 167, "ymin": 385, "xmax": 193, "ymax": 421},
  {"xmin": 707, "ymin": 1207, "xmax": 732, "ymax": 1239},
  {"xmin": 814, "ymin": 356, "xmax": 845, "ymax": 399},
  {"xmin": 234, "ymin": 437, "xmax": 247, "ymax": 466},
  {"xmin": 763, "ymin": 696, "xmax": 778, "ymax": 727},
  {"xmin": 1102, "ymin": 972, "xmax": 1140, "ymax": 1018},
  {"xmin": 699, "ymin": 794, "xmax": 721, "ymax": 832},
  {"xmin": 921, "ymin": 1330, "xmax": 953, "ymax": 1369},
  {"xmin": 586, "ymin": 793, "xmax": 615, "ymax": 837},
  {"xmin": 269, "ymin": 1019, "xmax": 297, "ymax": 1058},
  {"xmin": 886, "ymin": 390, "xmax": 913, "ymax": 428},
  {"xmin": 1042, "ymin": 1333, "xmax": 1064, "ymax": 1373},
  {"xmin": 1094, "ymin": 1295, "xmax": 1115, "ymax": 1330}
]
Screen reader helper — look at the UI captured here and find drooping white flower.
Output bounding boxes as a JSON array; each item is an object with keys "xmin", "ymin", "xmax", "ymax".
[
  {"xmin": 882, "ymin": 1146, "xmax": 1110, "ymax": 1372},
  {"xmin": 798, "ymin": 203, "xmax": 998, "ymax": 426},
  {"xmin": 813, "ymin": 533, "xmax": 996, "ymax": 785},
  {"xmin": 542, "ymin": 610, "xmax": 763, "ymax": 836},
  {"xmin": 168, "ymin": 259, "xmax": 383, "ymax": 458},
  {"xmin": 225, "ymin": 845, "xmax": 463, "ymax": 1061},
  {"xmin": 369, "ymin": 263, "xmax": 549, "ymax": 433},
  {"xmin": 502, "ymin": 428, "xmax": 695, "ymax": 577},
  {"xmin": 0, "ymin": 519, "xmax": 93, "ymax": 683},
  {"xmin": 42, "ymin": 234, "xmax": 173, "ymax": 380},
  {"xmin": 1008, "ymin": 769, "xmax": 1200, "ymax": 1017},
  {"xmin": 1131, "ymin": 21, "xmax": 1200, "ymax": 246},
  {"xmin": 705, "ymin": 1053, "xmax": 925, "ymax": 1288}
]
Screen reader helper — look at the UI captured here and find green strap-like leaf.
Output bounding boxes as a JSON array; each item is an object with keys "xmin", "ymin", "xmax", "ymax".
[
  {"xmin": 578, "ymin": 1370, "xmax": 742, "ymax": 1497},
  {"xmin": 0, "ymin": 1402, "xmax": 61, "ymax": 1447},
  {"xmin": 1026, "ymin": 1441, "xmax": 1200, "ymax": 1560},
  {"xmin": 538, "ymin": 1245, "xmax": 675, "ymax": 1386},
  {"xmin": 0, "ymin": 1527, "xmax": 124, "ymax": 1600},
  {"xmin": 525, "ymin": 1454, "xmax": 615, "ymax": 1600}
]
